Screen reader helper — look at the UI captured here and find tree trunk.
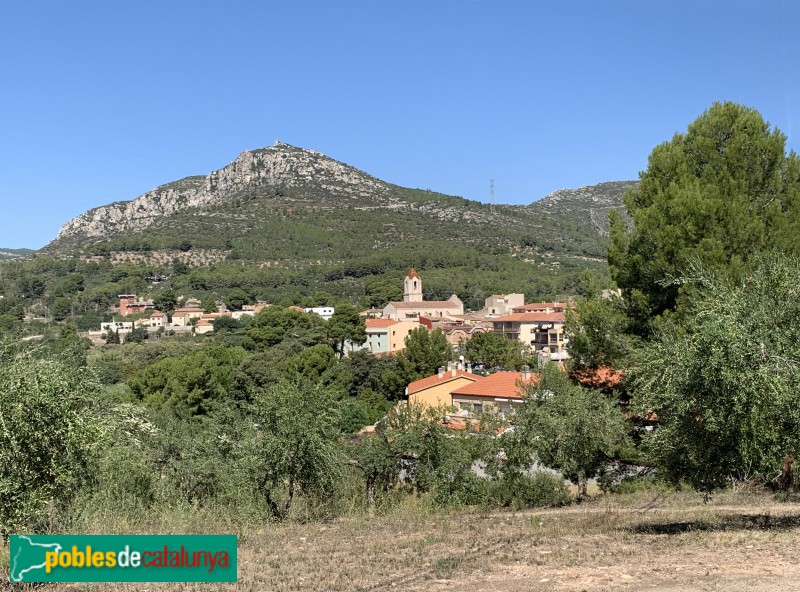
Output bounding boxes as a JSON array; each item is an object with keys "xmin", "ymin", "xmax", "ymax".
[
  {"xmin": 285, "ymin": 478, "xmax": 295, "ymax": 514},
  {"xmin": 578, "ymin": 472, "xmax": 588, "ymax": 499},
  {"xmin": 259, "ymin": 477, "xmax": 282, "ymax": 518},
  {"xmin": 366, "ymin": 473, "xmax": 376, "ymax": 515}
]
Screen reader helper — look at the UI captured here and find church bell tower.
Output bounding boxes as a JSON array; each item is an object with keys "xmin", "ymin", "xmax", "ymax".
[{"xmin": 403, "ymin": 268, "xmax": 423, "ymax": 302}]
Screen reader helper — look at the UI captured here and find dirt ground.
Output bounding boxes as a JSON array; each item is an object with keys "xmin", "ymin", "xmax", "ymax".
[{"xmin": 18, "ymin": 490, "xmax": 800, "ymax": 591}]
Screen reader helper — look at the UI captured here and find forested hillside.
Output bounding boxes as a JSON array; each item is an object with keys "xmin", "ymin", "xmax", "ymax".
[{"xmin": 0, "ymin": 248, "xmax": 33, "ymax": 261}]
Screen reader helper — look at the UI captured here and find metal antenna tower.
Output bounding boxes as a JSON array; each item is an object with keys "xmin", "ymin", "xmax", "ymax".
[{"xmin": 490, "ymin": 178, "xmax": 495, "ymax": 214}]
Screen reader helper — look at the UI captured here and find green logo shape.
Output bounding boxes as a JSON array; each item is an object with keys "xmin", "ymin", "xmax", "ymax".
[{"xmin": 10, "ymin": 535, "xmax": 237, "ymax": 582}]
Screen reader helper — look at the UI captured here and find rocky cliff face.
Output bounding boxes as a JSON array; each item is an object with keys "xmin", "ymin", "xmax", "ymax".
[
  {"xmin": 54, "ymin": 142, "xmax": 391, "ymax": 242},
  {"xmin": 527, "ymin": 181, "xmax": 636, "ymax": 235}
]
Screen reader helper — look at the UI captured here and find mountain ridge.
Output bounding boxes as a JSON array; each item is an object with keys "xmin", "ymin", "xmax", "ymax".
[
  {"xmin": 0, "ymin": 248, "xmax": 34, "ymax": 261},
  {"xmin": 44, "ymin": 143, "xmax": 636, "ymax": 286},
  {"xmin": 52, "ymin": 142, "xmax": 393, "ymax": 245}
]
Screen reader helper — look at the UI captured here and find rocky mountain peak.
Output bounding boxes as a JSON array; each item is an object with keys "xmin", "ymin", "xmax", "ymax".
[{"xmin": 52, "ymin": 143, "xmax": 390, "ymax": 245}]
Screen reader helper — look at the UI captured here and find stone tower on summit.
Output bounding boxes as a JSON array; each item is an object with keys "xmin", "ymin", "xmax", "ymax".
[{"xmin": 403, "ymin": 268, "xmax": 423, "ymax": 303}]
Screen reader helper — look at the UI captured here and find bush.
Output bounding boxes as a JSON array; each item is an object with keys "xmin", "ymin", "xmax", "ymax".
[
  {"xmin": 431, "ymin": 472, "xmax": 571, "ymax": 510},
  {"xmin": 0, "ymin": 344, "xmax": 109, "ymax": 536},
  {"xmin": 485, "ymin": 473, "xmax": 572, "ymax": 509},
  {"xmin": 432, "ymin": 471, "xmax": 490, "ymax": 507},
  {"xmin": 339, "ymin": 398, "xmax": 372, "ymax": 434}
]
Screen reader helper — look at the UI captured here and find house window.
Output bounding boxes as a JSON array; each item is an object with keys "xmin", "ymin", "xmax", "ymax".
[{"xmin": 474, "ymin": 404, "xmax": 483, "ymax": 414}]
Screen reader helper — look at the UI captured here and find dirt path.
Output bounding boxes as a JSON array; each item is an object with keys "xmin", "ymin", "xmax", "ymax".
[{"xmin": 360, "ymin": 497, "xmax": 800, "ymax": 592}]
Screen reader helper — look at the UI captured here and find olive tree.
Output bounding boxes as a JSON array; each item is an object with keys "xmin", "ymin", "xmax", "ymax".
[
  {"xmin": 0, "ymin": 344, "xmax": 109, "ymax": 536},
  {"xmin": 246, "ymin": 379, "xmax": 345, "ymax": 517},
  {"xmin": 629, "ymin": 253, "xmax": 800, "ymax": 494},
  {"xmin": 518, "ymin": 364, "xmax": 629, "ymax": 498}
]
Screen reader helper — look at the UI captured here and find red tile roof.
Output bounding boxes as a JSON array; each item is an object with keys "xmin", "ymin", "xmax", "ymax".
[
  {"xmin": 451, "ymin": 371, "xmax": 538, "ymax": 400},
  {"xmin": 366, "ymin": 318, "xmax": 398, "ymax": 328},
  {"xmin": 406, "ymin": 267, "xmax": 420, "ymax": 279},
  {"xmin": 492, "ymin": 312, "xmax": 566, "ymax": 323},
  {"xmin": 389, "ymin": 300, "xmax": 461, "ymax": 309},
  {"xmin": 200, "ymin": 312, "xmax": 231, "ymax": 319},
  {"xmin": 407, "ymin": 370, "xmax": 479, "ymax": 395},
  {"xmin": 572, "ymin": 366, "xmax": 624, "ymax": 391},
  {"xmin": 512, "ymin": 301, "xmax": 574, "ymax": 312}
]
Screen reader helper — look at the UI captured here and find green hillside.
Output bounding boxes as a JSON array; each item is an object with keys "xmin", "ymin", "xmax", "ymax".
[{"xmin": 0, "ymin": 248, "xmax": 33, "ymax": 261}]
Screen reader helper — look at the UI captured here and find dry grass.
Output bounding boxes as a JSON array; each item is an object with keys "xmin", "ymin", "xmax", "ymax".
[{"xmin": 7, "ymin": 490, "xmax": 800, "ymax": 591}]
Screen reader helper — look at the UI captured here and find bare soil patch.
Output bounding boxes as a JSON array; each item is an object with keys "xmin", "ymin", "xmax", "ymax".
[{"xmin": 19, "ymin": 490, "xmax": 800, "ymax": 591}]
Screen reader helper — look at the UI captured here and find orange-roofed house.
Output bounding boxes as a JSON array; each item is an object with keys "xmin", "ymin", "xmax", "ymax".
[
  {"xmin": 492, "ymin": 311, "xmax": 569, "ymax": 361},
  {"xmin": 407, "ymin": 366, "xmax": 480, "ymax": 409},
  {"xmin": 143, "ymin": 310, "xmax": 167, "ymax": 329},
  {"xmin": 364, "ymin": 318, "xmax": 396, "ymax": 354},
  {"xmin": 171, "ymin": 307, "xmax": 204, "ymax": 327},
  {"xmin": 419, "ymin": 317, "xmax": 491, "ymax": 347},
  {"xmin": 572, "ymin": 366, "xmax": 624, "ymax": 392},
  {"xmin": 118, "ymin": 294, "xmax": 155, "ymax": 317},
  {"xmin": 194, "ymin": 312, "xmax": 232, "ymax": 335},
  {"xmin": 451, "ymin": 370, "xmax": 538, "ymax": 415}
]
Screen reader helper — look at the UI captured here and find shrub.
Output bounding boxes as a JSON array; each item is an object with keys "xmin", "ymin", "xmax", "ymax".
[
  {"xmin": 0, "ymin": 344, "xmax": 109, "ymax": 536},
  {"xmin": 486, "ymin": 473, "xmax": 572, "ymax": 509}
]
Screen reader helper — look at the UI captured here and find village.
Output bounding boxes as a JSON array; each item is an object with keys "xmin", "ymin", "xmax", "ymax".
[{"xmin": 84, "ymin": 268, "xmax": 581, "ymax": 417}]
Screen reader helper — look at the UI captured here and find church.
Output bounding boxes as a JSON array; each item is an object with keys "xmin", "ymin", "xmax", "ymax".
[{"xmin": 381, "ymin": 268, "xmax": 465, "ymax": 321}]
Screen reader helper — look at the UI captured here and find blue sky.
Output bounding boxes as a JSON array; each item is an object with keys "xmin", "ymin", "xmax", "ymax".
[{"xmin": 1, "ymin": 0, "xmax": 797, "ymax": 248}]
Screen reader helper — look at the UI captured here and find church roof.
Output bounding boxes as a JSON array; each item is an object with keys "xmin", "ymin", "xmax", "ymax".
[
  {"xmin": 492, "ymin": 312, "xmax": 566, "ymax": 323},
  {"xmin": 388, "ymin": 300, "xmax": 462, "ymax": 309},
  {"xmin": 406, "ymin": 267, "xmax": 420, "ymax": 279}
]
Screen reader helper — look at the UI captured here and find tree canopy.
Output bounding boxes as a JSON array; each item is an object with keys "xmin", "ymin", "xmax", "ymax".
[
  {"xmin": 629, "ymin": 253, "xmax": 800, "ymax": 493},
  {"xmin": 401, "ymin": 327, "xmax": 451, "ymax": 378},
  {"xmin": 0, "ymin": 345, "xmax": 109, "ymax": 535},
  {"xmin": 245, "ymin": 379, "xmax": 344, "ymax": 516},
  {"xmin": 325, "ymin": 304, "xmax": 366, "ymax": 357},
  {"xmin": 462, "ymin": 330, "xmax": 523, "ymax": 369},
  {"xmin": 609, "ymin": 102, "xmax": 800, "ymax": 330},
  {"xmin": 518, "ymin": 364, "xmax": 629, "ymax": 497}
]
